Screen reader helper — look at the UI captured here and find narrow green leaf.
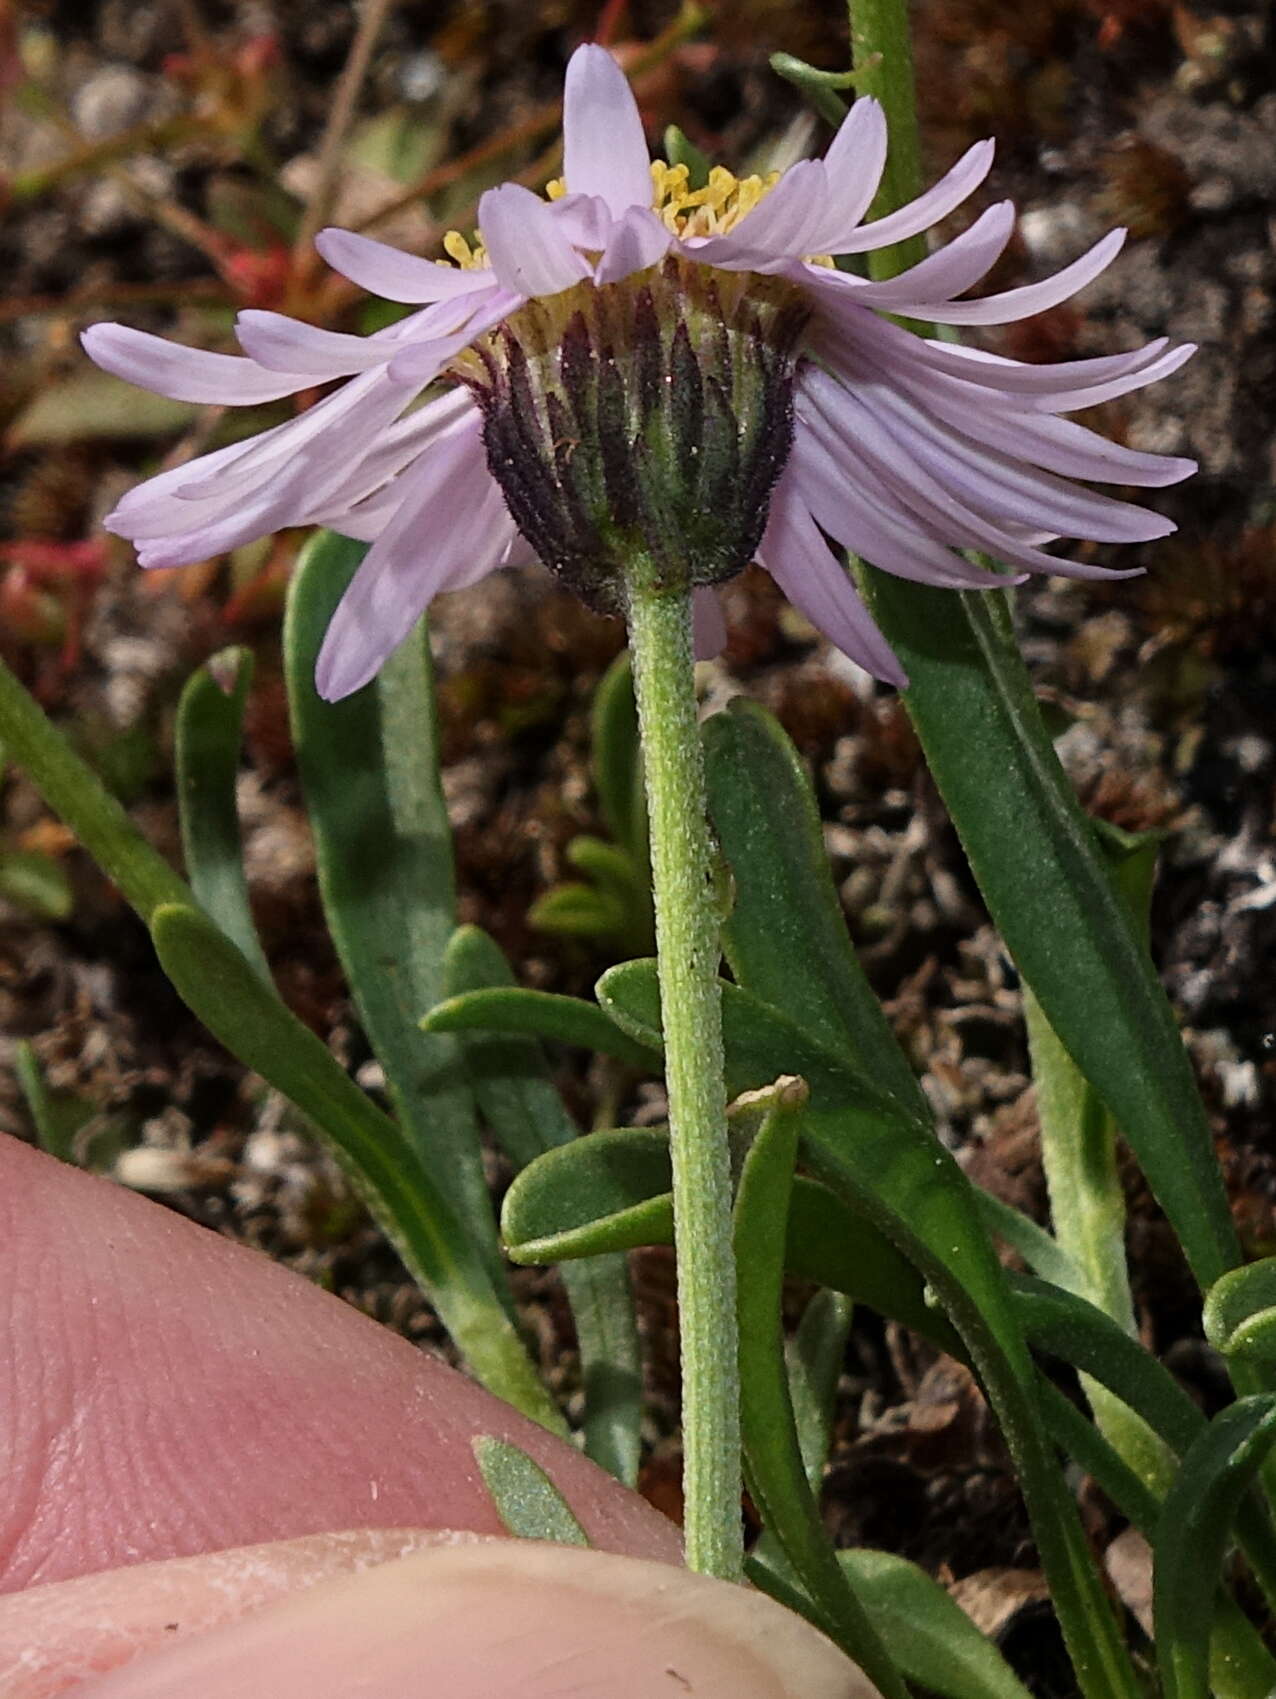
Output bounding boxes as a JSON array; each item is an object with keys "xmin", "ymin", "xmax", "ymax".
[
  {"xmin": 735, "ymin": 1092, "xmax": 910, "ymax": 1699},
  {"xmin": 0, "ymin": 847, "xmax": 73, "ymax": 920},
  {"xmin": 661, "ymin": 125, "xmax": 711, "ymax": 192},
  {"xmin": 859, "ymin": 573, "xmax": 1238, "ymax": 1294},
  {"xmin": 473, "ymin": 1436, "xmax": 590, "ymax": 1546},
  {"xmin": 150, "ymin": 901, "xmax": 564, "ymax": 1435},
  {"xmin": 786, "ymin": 1290, "xmax": 854, "ymax": 1489},
  {"xmin": 1037, "ymin": 1378, "xmax": 1162, "ymax": 1533},
  {"xmin": 503, "ymin": 1116, "xmax": 962, "ymax": 1353},
  {"xmin": 423, "ymin": 985, "xmax": 658, "ymax": 1070},
  {"xmin": 501, "ymin": 1127, "xmax": 675, "ymax": 1264},
  {"xmin": 799, "ymin": 1103, "xmax": 1141, "ymax": 1699},
  {"xmin": 0, "ymin": 654, "xmax": 189, "ymax": 925},
  {"xmin": 558, "ymin": 835, "xmax": 653, "ymax": 954},
  {"xmin": 1038, "ymin": 1384, "xmax": 1276, "ymax": 1699},
  {"xmin": 597, "ymin": 958, "xmax": 921, "ymax": 1137},
  {"xmin": 975, "ymin": 1190, "xmax": 1085, "ymax": 1292},
  {"xmin": 284, "ymin": 531, "xmax": 503, "ymax": 1298},
  {"xmin": 768, "ymin": 53, "xmax": 851, "ymax": 125},
  {"xmin": 786, "ymin": 1176, "xmax": 963, "ymax": 1354},
  {"xmin": 702, "ymin": 699, "xmax": 925, "ymax": 1115},
  {"xmin": 839, "ymin": 1550, "xmax": 1035, "ymax": 1699},
  {"xmin": 440, "ymin": 928, "xmax": 579, "ymax": 1175},
  {"xmin": 527, "ymin": 880, "xmax": 627, "ymax": 939},
  {"xmin": 175, "ymin": 646, "xmax": 272, "ymax": 983},
  {"xmin": 15, "ymin": 1040, "xmax": 91, "ymax": 1162},
  {"xmin": 1025, "ymin": 818, "xmax": 1171, "ymax": 1490},
  {"xmin": 1205, "ymin": 1262, "xmax": 1276, "ymax": 1365},
  {"xmin": 565, "ymin": 836, "xmax": 648, "ymax": 906},
  {"xmin": 1010, "ymin": 1273, "xmax": 1206, "ymax": 1456},
  {"xmin": 445, "ymin": 926, "xmax": 643, "ymax": 1487},
  {"xmin": 1010, "ymin": 1273, "xmax": 1276, "ymax": 1614},
  {"xmin": 1154, "ymin": 1397, "xmax": 1276, "ymax": 1699},
  {"xmin": 589, "ymin": 649, "xmax": 647, "ymax": 867}
]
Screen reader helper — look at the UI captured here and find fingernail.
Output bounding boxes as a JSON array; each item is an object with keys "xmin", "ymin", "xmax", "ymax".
[
  {"xmin": 4, "ymin": 1529, "xmax": 485, "ymax": 1697},
  {"xmin": 79, "ymin": 1543, "xmax": 876, "ymax": 1699}
]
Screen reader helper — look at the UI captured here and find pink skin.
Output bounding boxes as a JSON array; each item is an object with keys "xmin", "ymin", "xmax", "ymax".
[
  {"xmin": 0, "ymin": 1136, "xmax": 870, "ymax": 1697},
  {"xmin": 0, "ymin": 1134, "xmax": 676, "ymax": 1591},
  {"xmin": 0, "ymin": 1136, "xmax": 708, "ymax": 1684}
]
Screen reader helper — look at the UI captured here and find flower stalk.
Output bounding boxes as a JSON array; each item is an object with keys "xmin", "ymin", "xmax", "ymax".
[{"xmin": 623, "ymin": 555, "xmax": 742, "ymax": 1583}]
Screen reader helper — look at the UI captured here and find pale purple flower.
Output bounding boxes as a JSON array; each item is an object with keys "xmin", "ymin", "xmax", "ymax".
[{"xmin": 83, "ymin": 45, "xmax": 1194, "ymax": 699}]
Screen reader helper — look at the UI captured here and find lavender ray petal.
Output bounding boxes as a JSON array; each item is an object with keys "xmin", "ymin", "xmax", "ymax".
[
  {"xmin": 804, "ymin": 97, "xmax": 889, "ymax": 251},
  {"xmin": 386, "ymin": 288, "xmax": 523, "ymax": 384},
  {"xmin": 549, "ymin": 192, "xmax": 616, "ymax": 251},
  {"xmin": 796, "ymin": 371, "xmax": 1145, "ymax": 576},
  {"xmin": 908, "ymin": 228, "xmax": 1127, "ymax": 325},
  {"xmin": 915, "ymin": 332, "xmax": 1178, "ymax": 394},
  {"xmin": 117, "ymin": 376, "xmax": 417, "ymax": 561},
  {"xmin": 314, "ymin": 228, "xmax": 494, "ymax": 303},
  {"xmin": 563, "ymin": 45, "xmax": 653, "ymax": 217},
  {"xmin": 678, "ymin": 161, "xmax": 827, "ymax": 272},
  {"xmin": 317, "ymin": 402, "xmax": 491, "ymax": 542},
  {"xmin": 594, "ymin": 207, "xmax": 673, "ymax": 286},
  {"xmin": 1016, "ymin": 342, "xmax": 1196, "ymax": 413},
  {"xmin": 315, "ymin": 414, "xmax": 505, "ymax": 700},
  {"xmin": 479, "ymin": 183, "xmax": 593, "ymax": 297},
  {"xmin": 105, "ymin": 433, "xmax": 285, "ymax": 537},
  {"xmin": 81, "ymin": 323, "xmax": 315, "ymax": 404},
  {"xmin": 311, "ymin": 388, "xmax": 479, "ymax": 522},
  {"xmin": 234, "ymin": 311, "xmax": 398, "ymax": 376},
  {"xmin": 759, "ymin": 470, "xmax": 908, "ymax": 686},
  {"xmin": 874, "ymin": 356, "xmax": 1197, "ymax": 490},
  {"xmin": 788, "ymin": 413, "xmax": 1011, "ymax": 589},
  {"xmin": 833, "ymin": 139, "xmax": 995, "ymax": 255},
  {"xmin": 815, "ymin": 296, "xmax": 1180, "ymax": 396},
  {"xmin": 174, "ymin": 370, "xmax": 406, "ymax": 503},
  {"xmin": 808, "ymin": 315, "xmax": 1195, "ymax": 486},
  {"xmin": 829, "ymin": 202, "xmax": 1017, "ymax": 309}
]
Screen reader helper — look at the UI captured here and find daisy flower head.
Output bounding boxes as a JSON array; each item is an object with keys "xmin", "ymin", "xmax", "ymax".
[{"xmin": 83, "ymin": 45, "xmax": 1195, "ymax": 700}]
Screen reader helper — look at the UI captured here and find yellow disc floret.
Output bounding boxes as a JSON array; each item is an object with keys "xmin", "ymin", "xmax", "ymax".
[
  {"xmin": 439, "ymin": 156, "xmax": 826, "ymax": 278},
  {"xmin": 441, "ymin": 229, "xmax": 488, "ymax": 270},
  {"xmin": 649, "ymin": 161, "xmax": 781, "ymax": 238}
]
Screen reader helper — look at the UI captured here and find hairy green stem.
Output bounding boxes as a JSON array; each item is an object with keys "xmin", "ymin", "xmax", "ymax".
[
  {"xmin": 847, "ymin": 0, "xmax": 926, "ymax": 276},
  {"xmin": 624, "ymin": 561, "xmax": 742, "ymax": 1581}
]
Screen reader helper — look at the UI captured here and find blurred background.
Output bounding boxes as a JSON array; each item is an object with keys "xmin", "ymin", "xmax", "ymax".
[{"xmin": 1, "ymin": 0, "xmax": 1273, "ymax": 1633}]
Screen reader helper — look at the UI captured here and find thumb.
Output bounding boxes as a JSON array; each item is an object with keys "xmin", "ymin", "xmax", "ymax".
[{"xmin": 65, "ymin": 1542, "xmax": 874, "ymax": 1699}]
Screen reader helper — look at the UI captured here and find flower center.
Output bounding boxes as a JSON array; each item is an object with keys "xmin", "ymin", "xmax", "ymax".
[
  {"xmin": 436, "ymin": 159, "xmax": 788, "ymax": 280},
  {"xmin": 646, "ymin": 160, "xmax": 781, "ymax": 239},
  {"xmin": 449, "ymin": 255, "xmax": 810, "ymax": 611}
]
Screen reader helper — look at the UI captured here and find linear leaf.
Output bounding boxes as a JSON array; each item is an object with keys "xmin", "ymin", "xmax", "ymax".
[
  {"xmin": 445, "ymin": 926, "xmax": 642, "ymax": 1486},
  {"xmin": 1154, "ymin": 1397, "xmax": 1276, "ymax": 1699},
  {"xmin": 150, "ymin": 901, "xmax": 564, "ymax": 1434},
  {"xmin": 284, "ymin": 531, "xmax": 503, "ymax": 1298},
  {"xmin": 1205, "ymin": 1262, "xmax": 1276, "ymax": 1366},
  {"xmin": 735, "ymin": 1094, "xmax": 910, "ymax": 1699},
  {"xmin": 175, "ymin": 646, "xmax": 272, "ymax": 983},
  {"xmin": 501, "ymin": 1127, "xmax": 675, "ymax": 1264},
  {"xmin": 859, "ymin": 572, "xmax": 1239, "ymax": 1294},
  {"xmin": 423, "ymin": 985, "xmax": 658, "ymax": 1070},
  {"xmin": 799, "ymin": 1101, "xmax": 1140, "ymax": 1699},
  {"xmin": 839, "ymin": 1550, "xmax": 1035, "ymax": 1699},
  {"xmin": 702, "ymin": 698, "xmax": 925, "ymax": 1114}
]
